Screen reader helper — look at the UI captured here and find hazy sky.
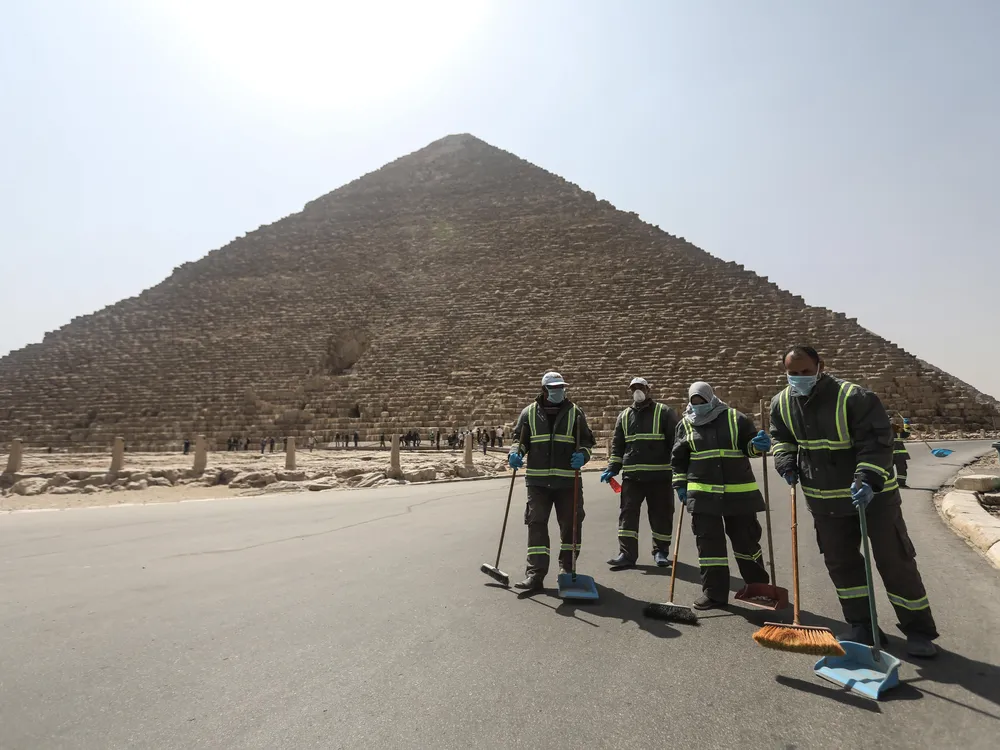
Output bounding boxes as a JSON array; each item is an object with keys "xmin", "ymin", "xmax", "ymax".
[{"xmin": 2, "ymin": 1, "xmax": 998, "ymax": 397}]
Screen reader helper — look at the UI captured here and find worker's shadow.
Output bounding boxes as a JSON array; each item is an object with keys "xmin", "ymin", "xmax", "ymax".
[
  {"xmin": 550, "ymin": 583, "xmax": 684, "ymax": 641},
  {"xmin": 891, "ymin": 648, "xmax": 1000, "ymax": 718}
]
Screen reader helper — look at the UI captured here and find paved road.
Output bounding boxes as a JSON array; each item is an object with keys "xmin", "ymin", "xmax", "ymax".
[{"xmin": 2, "ymin": 441, "xmax": 998, "ymax": 749}]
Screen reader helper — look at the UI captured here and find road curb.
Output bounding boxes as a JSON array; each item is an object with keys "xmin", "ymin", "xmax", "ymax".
[{"xmin": 941, "ymin": 490, "xmax": 1000, "ymax": 570}]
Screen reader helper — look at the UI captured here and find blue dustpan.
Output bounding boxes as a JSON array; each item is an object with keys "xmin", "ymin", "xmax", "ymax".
[
  {"xmin": 814, "ymin": 642, "xmax": 901, "ymax": 700},
  {"xmin": 931, "ymin": 448, "xmax": 953, "ymax": 458},
  {"xmin": 557, "ymin": 572, "xmax": 599, "ymax": 600}
]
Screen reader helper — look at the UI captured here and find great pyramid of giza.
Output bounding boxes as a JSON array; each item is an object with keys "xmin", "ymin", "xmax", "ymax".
[{"xmin": 1, "ymin": 134, "xmax": 996, "ymax": 450}]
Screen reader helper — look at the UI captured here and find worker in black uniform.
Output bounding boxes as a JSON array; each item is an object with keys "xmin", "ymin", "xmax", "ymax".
[
  {"xmin": 600, "ymin": 377, "xmax": 679, "ymax": 569},
  {"xmin": 771, "ymin": 345, "xmax": 938, "ymax": 657},
  {"xmin": 892, "ymin": 416, "xmax": 911, "ymax": 487},
  {"xmin": 671, "ymin": 381, "xmax": 772, "ymax": 609},
  {"xmin": 508, "ymin": 371, "xmax": 596, "ymax": 591}
]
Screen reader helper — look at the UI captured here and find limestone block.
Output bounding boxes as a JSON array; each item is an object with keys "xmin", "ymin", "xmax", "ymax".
[
  {"xmin": 307, "ymin": 477, "xmax": 340, "ymax": 491},
  {"xmin": 193, "ymin": 435, "xmax": 208, "ymax": 474},
  {"xmin": 954, "ymin": 475, "xmax": 1000, "ymax": 492},
  {"xmin": 464, "ymin": 433, "xmax": 474, "ymax": 467},
  {"xmin": 11, "ymin": 477, "xmax": 48, "ymax": 496},
  {"xmin": 388, "ymin": 434, "xmax": 402, "ymax": 479},
  {"xmin": 988, "ymin": 540, "xmax": 1000, "ymax": 569},
  {"xmin": 941, "ymin": 490, "xmax": 1000, "ymax": 553},
  {"xmin": 980, "ymin": 493, "xmax": 1000, "ymax": 507},
  {"xmin": 285, "ymin": 436, "xmax": 296, "ymax": 470},
  {"xmin": 50, "ymin": 486, "xmax": 80, "ymax": 495},
  {"xmin": 126, "ymin": 480, "xmax": 148, "ymax": 491},
  {"xmin": 4, "ymin": 438, "xmax": 23, "ymax": 474},
  {"xmin": 109, "ymin": 437, "xmax": 125, "ymax": 474},
  {"xmin": 402, "ymin": 467, "xmax": 437, "ymax": 483}
]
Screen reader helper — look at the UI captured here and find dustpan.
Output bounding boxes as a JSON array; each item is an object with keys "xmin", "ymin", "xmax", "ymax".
[
  {"xmin": 813, "ymin": 499, "xmax": 901, "ymax": 701},
  {"xmin": 558, "ymin": 423, "xmax": 599, "ymax": 602},
  {"xmin": 814, "ymin": 642, "xmax": 901, "ymax": 700}
]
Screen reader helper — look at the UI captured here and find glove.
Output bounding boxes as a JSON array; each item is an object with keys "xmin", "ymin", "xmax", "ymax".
[
  {"xmin": 851, "ymin": 479, "xmax": 874, "ymax": 509},
  {"xmin": 782, "ymin": 471, "xmax": 798, "ymax": 486},
  {"xmin": 570, "ymin": 451, "xmax": 587, "ymax": 470},
  {"xmin": 751, "ymin": 430, "xmax": 771, "ymax": 452},
  {"xmin": 508, "ymin": 452, "xmax": 524, "ymax": 469},
  {"xmin": 676, "ymin": 486, "xmax": 688, "ymax": 505},
  {"xmin": 600, "ymin": 467, "xmax": 620, "ymax": 483}
]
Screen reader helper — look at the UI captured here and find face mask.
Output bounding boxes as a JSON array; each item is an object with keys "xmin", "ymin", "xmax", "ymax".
[
  {"xmin": 632, "ymin": 390, "xmax": 647, "ymax": 404},
  {"xmin": 690, "ymin": 402, "xmax": 713, "ymax": 417},
  {"xmin": 788, "ymin": 374, "xmax": 819, "ymax": 396},
  {"xmin": 546, "ymin": 387, "xmax": 566, "ymax": 404}
]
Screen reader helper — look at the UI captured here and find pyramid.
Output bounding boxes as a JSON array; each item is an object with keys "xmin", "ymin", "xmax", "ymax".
[{"xmin": 1, "ymin": 134, "xmax": 996, "ymax": 450}]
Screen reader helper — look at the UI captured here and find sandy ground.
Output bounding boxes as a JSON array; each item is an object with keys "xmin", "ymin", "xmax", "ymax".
[{"xmin": 0, "ymin": 446, "xmax": 526, "ymax": 512}]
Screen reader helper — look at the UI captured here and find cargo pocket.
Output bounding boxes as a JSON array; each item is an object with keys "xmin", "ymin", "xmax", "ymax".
[{"xmin": 894, "ymin": 516, "xmax": 917, "ymax": 560}]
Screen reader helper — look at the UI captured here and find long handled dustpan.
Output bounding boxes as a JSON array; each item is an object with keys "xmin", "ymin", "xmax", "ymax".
[
  {"xmin": 735, "ymin": 403, "xmax": 789, "ymax": 611},
  {"xmin": 922, "ymin": 440, "xmax": 953, "ymax": 458},
  {"xmin": 558, "ymin": 419, "xmax": 598, "ymax": 601},
  {"xmin": 814, "ymin": 501, "xmax": 901, "ymax": 700}
]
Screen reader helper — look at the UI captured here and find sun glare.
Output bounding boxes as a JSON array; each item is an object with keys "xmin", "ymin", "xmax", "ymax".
[{"xmin": 146, "ymin": 0, "xmax": 491, "ymax": 112}]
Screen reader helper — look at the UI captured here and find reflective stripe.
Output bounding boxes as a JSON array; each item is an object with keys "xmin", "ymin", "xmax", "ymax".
[
  {"xmin": 893, "ymin": 449, "xmax": 909, "ymax": 455},
  {"xmin": 682, "ymin": 420, "xmax": 696, "ymax": 451},
  {"xmin": 728, "ymin": 408, "xmax": 739, "ymax": 449},
  {"xmin": 897, "ymin": 474, "xmax": 907, "ymax": 479},
  {"xmin": 651, "ymin": 531, "xmax": 672, "ymax": 542},
  {"xmin": 836, "ymin": 585, "xmax": 869, "ymax": 600},
  {"xmin": 801, "ymin": 485, "xmax": 854, "ymax": 500},
  {"xmin": 688, "ymin": 481, "xmax": 759, "ymax": 494},
  {"xmin": 887, "ymin": 592, "xmax": 930, "ymax": 611},
  {"xmin": 779, "ymin": 388, "xmax": 797, "ymax": 442},
  {"xmin": 690, "ymin": 449, "xmax": 744, "ymax": 460},
  {"xmin": 617, "ymin": 530, "xmax": 639, "ymax": 539},
  {"xmin": 609, "ymin": 455, "xmax": 623, "ymax": 463},
  {"xmin": 559, "ymin": 543, "xmax": 582, "ymax": 551},
  {"xmin": 857, "ymin": 461, "xmax": 890, "ymax": 479},
  {"xmin": 623, "ymin": 463, "xmax": 672, "ymax": 471},
  {"xmin": 699, "ymin": 557, "xmax": 729, "ymax": 567},
  {"xmin": 772, "ymin": 441, "xmax": 798, "ymax": 455},
  {"xmin": 733, "ymin": 550, "xmax": 763, "ymax": 562},
  {"xmin": 525, "ymin": 468, "xmax": 580, "ymax": 478},
  {"xmin": 527, "ymin": 546, "xmax": 549, "ymax": 556},
  {"xmin": 835, "ymin": 382, "xmax": 856, "ymax": 444},
  {"xmin": 798, "ymin": 439, "xmax": 853, "ymax": 451}
]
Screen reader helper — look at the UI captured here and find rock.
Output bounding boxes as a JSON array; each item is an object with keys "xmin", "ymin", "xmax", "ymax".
[
  {"xmin": 980, "ymin": 493, "xmax": 1000, "ymax": 507},
  {"xmin": 276, "ymin": 470, "xmax": 306, "ymax": 482},
  {"xmin": 352, "ymin": 471, "xmax": 387, "ymax": 488},
  {"xmin": 147, "ymin": 477, "xmax": 173, "ymax": 488},
  {"xmin": 307, "ymin": 477, "xmax": 340, "ymax": 491},
  {"xmin": 305, "ymin": 470, "xmax": 331, "ymax": 481},
  {"xmin": 129, "ymin": 472, "xmax": 150, "ymax": 483},
  {"xmin": 955, "ymin": 475, "xmax": 1000, "ymax": 492},
  {"xmin": 264, "ymin": 480, "xmax": 307, "ymax": 493},
  {"xmin": 230, "ymin": 471, "xmax": 277, "ymax": 489},
  {"xmin": 82, "ymin": 486, "xmax": 100, "ymax": 494},
  {"xmin": 455, "ymin": 464, "xmax": 484, "ymax": 478},
  {"xmin": 11, "ymin": 478, "xmax": 48, "ymax": 496},
  {"xmin": 151, "ymin": 468, "xmax": 182, "ymax": 484},
  {"xmin": 50, "ymin": 486, "xmax": 80, "ymax": 495},
  {"xmin": 335, "ymin": 467, "xmax": 367, "ymax": 479},
  {"xmin": 217, "ymin": 468, "xmax": 239, "ymax": 485},
  {"xmin": 66, "ymin": 470, "xmax": 92, "ymax": 481},
  {"xmin": 45, "ymin": 473, "xmax": 71, "ymax": 488},
  {"xmin": 126, "ymin": 480, "xmax": 148, "ymax": 491},
  {"xmin": 402, "ymin": 467, "xmax": 437, "ymax": 483}
]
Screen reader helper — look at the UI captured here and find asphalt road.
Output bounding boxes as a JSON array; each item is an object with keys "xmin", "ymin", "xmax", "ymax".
[{"xmin": 2, "ymin": 440, "xmax": 998, "ymax": 750}]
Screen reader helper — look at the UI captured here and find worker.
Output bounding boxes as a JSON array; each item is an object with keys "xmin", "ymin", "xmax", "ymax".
[
  {"xmin": 670, "ymin": 381, "xmax": 772, "ymax": 610},
  {"xmin": 600, "ymin": 377, "xmax": 679, "ymax": 569},
  {"xmin": 770, "ymin": 345, "xmax": 938, "ymax": 657},
  {"xmin": 508, "ymin": 371, "xmax": 596, "ymax": 591},
  {"xmin": 892, "ymin": 416, "xmax": 911, "ymax": 487}
]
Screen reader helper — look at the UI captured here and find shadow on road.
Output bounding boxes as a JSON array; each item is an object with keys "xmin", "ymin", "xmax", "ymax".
[
  {"xmin": 774, "ymin": 674, "xmax": 884, "ymax": 712},
  {"xmin": 549, "ymin": 583, "xmax": 683, "ymax": 639},
  {"xmin": 895, "ymin": 648, "xmax": 1000, "ymax": 720}
]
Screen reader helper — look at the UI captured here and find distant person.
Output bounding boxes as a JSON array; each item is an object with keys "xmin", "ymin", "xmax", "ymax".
[
  {"xmin": 183, "ymin": 438, "xmax": 191, "ymax": 455},
  {"xmin": 269, "ymin": 437, "xmax": 275, "ymax": 453},
  {"xmin": 436, "ymin": 431, "xmax": 441, "ymax": 450},
  {"xmin": 380, "ymin": 433, "xmax": 386, "ymax": 448},
  {"xmin": 353, "ymin": 431, "xmax": 359, "ymax": 448},
  {"xmin": 496, "ymin": 425, "xmax": 503, "ymax": 448},
  {"xmin": 335, "ymin": 433, "xmax": 341, "ymax": 448},
  {"xmin": 260, "ymin": 438, "xmax": 267, "ymax": 454}
]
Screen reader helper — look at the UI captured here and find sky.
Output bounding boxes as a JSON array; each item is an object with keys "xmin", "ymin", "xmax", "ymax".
[{"xmin": 1, "ymin": 0, "xmax": 998, "ymax": 398}]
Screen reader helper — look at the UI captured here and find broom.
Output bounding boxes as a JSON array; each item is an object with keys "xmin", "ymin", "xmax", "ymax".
[
  {"xmin": 643, "ymin": 502, "xmax": 698, "ymax": 624},
  {"xmin": 752, "ymin": 483, "xmax": 845, "ymax": 656}
]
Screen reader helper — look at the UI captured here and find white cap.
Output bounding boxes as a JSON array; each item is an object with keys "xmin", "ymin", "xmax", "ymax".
[
  {"xmin": 629, "ymin": 377, "xmax": 649, "ymax": 389},
  {"xmin": 541, "ymin": 371, "xmax": 568, "ymax": 388}
]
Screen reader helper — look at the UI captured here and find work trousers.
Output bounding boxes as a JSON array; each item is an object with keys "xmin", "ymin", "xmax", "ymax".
[
  {"xmin": 893, "ymin": 455, "xmax": 908, "ymax": 484},
  {"xmin": 690, "ymin": 512, "xmax": 769, "ymax": 602},
  {"xmin": 618, "ymin": 479, "xmax": 674, "ymax": 560},
  {"xmin": 813, "ymin": 500, "xmax": 938, "ymax": 638},
  {"xmin": 525, "ymin": 484, "xmax": 584, "ymax": 578}
]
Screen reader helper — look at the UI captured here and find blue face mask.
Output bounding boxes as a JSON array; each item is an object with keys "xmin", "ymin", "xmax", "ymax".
[
  {"xmin": 546, "ymin": 387, "xmax": 566, "ymax": 404},
  {"xmin": 690, "ymin": 402, "xmax": 714, "ymax": 417},
  {"xmin": 788, "ymin": 374, "xmax": 819, "ymax": 396}
]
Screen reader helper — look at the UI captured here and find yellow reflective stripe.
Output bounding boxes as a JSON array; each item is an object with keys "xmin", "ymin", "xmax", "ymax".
[
  {"xmin": 683, "ymin": 419, "xmax": 696, "ymax": 451},
  {"xmin": 617, "ymin": 530, "xmax": 639, "ymax": 539},
  {"xmin": 728, "ymin": 408, "xmax": 739, "ymax": 450},
  {"xmin": 651, "ymin": 531, "xmax": 672, "ymax": 542},
  {"xmin": 801, "ymin": 485, "xmax": 853, "ymax": 500},
  {"xmin": 552, "ymin": 435, "xmax": 575, "ymax": 444},
  {"xmin": 689, "ymin": 481, "xmax": 759, "ymax": 493},
  {"xmin": 690, "ymin": 449, "xmax": 744, "ymax": 460},
  {"xmin": 772, "ymin": 442, "xmax": 798, "ymax": 455},
  {"xmin": 609, "ymin": 455, "xmax": 623, "ymax": 463},
  {"xmin": 528, "ymin": 402, "xmax": 538, "ymax": 437},
  {"xmin": 893, "ymin": 449, "xmax": 909, "ymax": 455},
  {"xmin": 625, "ymin": 433, "xmax": 664, "ymax": 442},
  {"xmin": 887, "ymin": 593, "xmax": 930, "ymax": 611},
  {"xmin": 524, "ymin": 468, "xmax": 551, "ymax": 476},
  {"xmin": 624, "ymin": 464, "xmax": 672, "ymax": 471},
  {"xmin": 559, "ymin": 543, "xmax": 582, "ymax": 551},
  {"xmin": 733, "ymin": 550, "xmax": 763, "ymax": 561},
  {"xmin": 529, "ymin": 435, "xmax": 550, "ymax": 443},
  {"xmin": 565, "ymin": 405, "xmax": 577, "ymax": 438},
  {"xmin": 582, "ymin": 447, "xmax": 592, "ymax": 459},
  {"xmin": 857, "ymin": 462, "xmax": 890, "ymax": 479},
  {"xmin": 527, "ymin": 546, "xmax": 549, "ymax": 555},
  {"xmin": 654, "ymin": 402, "xmax": 663, "ymax": 434},
  {"xmin": 779, "ymin": 388, "xmax": 798, "ymax": 443},
  {"xmin": 836, "ymin": 585, "xmax": 869, "ymax": 599},
  {"xmin": 550, "ymin": 469, "xmax": 577, "ymax": 478},
  {"xmin": 835, "ymin": 382, "xmax": 857, "ymax": 445},
  {"xmin": 798, "ymin": 439, "xmax": 852, "ymax": 451},
  {"xmin": 883, "ymin": 478, "xmax": 899, "ymax": 492},
  {"xmin": 620, "ymin": 408, "xmax": 630, "ymax": 439},
  {"xmin": 699, "ymin": 557, "xmax": 729, "ymax": 567}
]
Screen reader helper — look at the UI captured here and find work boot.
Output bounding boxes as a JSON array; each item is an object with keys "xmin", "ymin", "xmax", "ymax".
[
  {"xmin": 905, "ymin": 633, "xmax": 938, "ymax": 658},
  {"xmin": 653, "ymin": 550, "xmax": 671, "ymax": 568},
  {"xmin": 513, "ymin": 576, "xmax": 543, "ymax": 592},
  {"xmin": 692, "ymin": 594, "xmax": 726, "ymax": 611},
  {"xmin": 837, "ymin": 623, "xmax": 889, "ymax": 647},
  {"xmin": 606, "ymin": 553, "xmax": 636, "ymax": 569}
]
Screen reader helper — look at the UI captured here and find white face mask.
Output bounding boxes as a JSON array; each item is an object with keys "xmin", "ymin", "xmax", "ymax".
[{"xmin": 632, "ymin": 390, "xmax": 647, "ymax": 404}]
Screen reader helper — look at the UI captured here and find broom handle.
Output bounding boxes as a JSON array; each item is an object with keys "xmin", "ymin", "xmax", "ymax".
[
  {"xmin": 790, "ymin": 483, "xmax": 801, "ymax": 626},
  {"xmin": 668, "ymin": 500, "xmax": 684, "ymax": 602},
  {"xmin": 494, "ymin": 468, "xmax": 517, "ymax": 568},
  {"xmin": 858, "ymin": 503, "xmax": 882, "ymax": 663},
  {"xmin": 760, "ymin": 400, "xmax": 777, "ymax": 586},
  {"xmin": 571, "ymin": 410, "xmax": 581, "ymax": 581}
]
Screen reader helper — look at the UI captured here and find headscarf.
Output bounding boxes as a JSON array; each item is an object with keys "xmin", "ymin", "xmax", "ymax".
[{"xmin": 683, "ymin": 381, "xmax": 730, "ymax": 426}]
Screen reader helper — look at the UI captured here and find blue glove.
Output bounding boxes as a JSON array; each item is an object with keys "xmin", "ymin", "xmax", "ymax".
[
  {"xmin": 751, "ymin": 430, "xmax": 771, "ymax": 452},
  {"xmin": 782, "ymin": 471, "xmax": 798, "ymax": 486},
  {"xmin": 570, "ymin": 451, "xmax": 587, "ymax": 470},
  {"xmin": 676, "ymin": 486, "xmax": 688, "ymax": 505},
  {"xmin": 600, "ymin": 467, "xmax": 619, "ymax": 483},
  {"xmin": 508, "ymin": 452, "xmax": 524, "ymax": 469},
  {"xmin": 851, "ymin": 479, "xmax": 874, "ymax": 509}
]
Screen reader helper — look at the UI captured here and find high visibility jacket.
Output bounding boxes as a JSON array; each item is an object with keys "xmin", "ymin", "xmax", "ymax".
[
  {"xmin": 670, "ymin": 408, "xmax": 765, "ymax": 515},
  {"xmin": 894, "ymin": 437, "xmax": 910, "ymax": 459},
  {"xmin": 607, "ymin": 400, "xmax": 679, "ymax": 482},
  {"xmin": 511, "ymin": 397, "xmax": 596, "ymax": 488},
  {"xmin": 770, "ymin": 375, "xmax": 898, "ymax": 517}
]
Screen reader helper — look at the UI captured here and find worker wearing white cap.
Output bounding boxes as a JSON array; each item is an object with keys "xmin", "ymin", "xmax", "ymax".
[
  {"xmin": 508, "ymin": 371, "xmax": 596, "ymax": 591},
  {"xmin": 601, "ymin": 377, "xmax": 679, "ymax": 568}
]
